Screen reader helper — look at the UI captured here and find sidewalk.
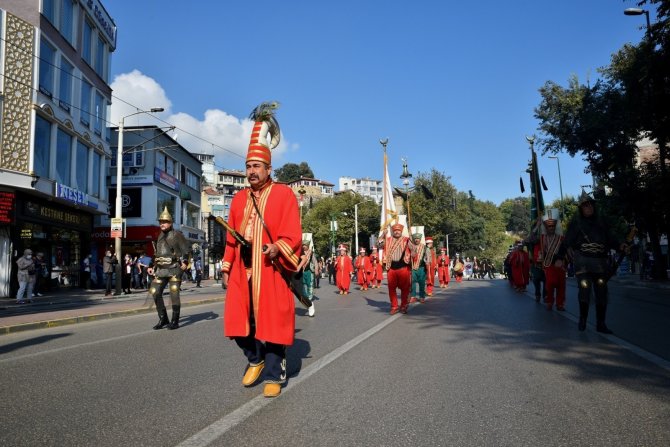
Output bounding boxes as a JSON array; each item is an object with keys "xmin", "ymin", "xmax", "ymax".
[{"xmin": 0, "ymin": 279, "xmax": 225, "ymax": 335}]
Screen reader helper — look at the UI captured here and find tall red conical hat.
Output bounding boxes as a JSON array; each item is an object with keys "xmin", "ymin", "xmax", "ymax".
[{"xmin": 247, "ymin": 102, "xmax": 280, "ymax": 165}]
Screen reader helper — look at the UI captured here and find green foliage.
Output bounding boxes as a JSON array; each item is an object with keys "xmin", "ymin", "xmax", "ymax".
[{"xmin": 274, "ymin": 162, "xmax": 315, "ymax": 183}]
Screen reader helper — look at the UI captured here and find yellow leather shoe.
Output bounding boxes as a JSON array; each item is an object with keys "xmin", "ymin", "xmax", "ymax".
[
  {"xmin": 263, "ymin": 383, "xmax": 281, "ymax": 398},
  {"xmin": 242, "ymin": 362, "xmax": 264, "ymax": 387}
]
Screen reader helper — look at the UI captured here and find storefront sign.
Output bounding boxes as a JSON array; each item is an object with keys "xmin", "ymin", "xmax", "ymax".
[
  {"xmin": 23, "ymin": 201, "xmax": 92, "ymax": 230},
  {"xmin": 0, "ymin": 191, "xmax": 16, "ymax": 224},
  {"xmin": 110, "ymin": 175, "xmax": 153, "ymax": 186},
  {"xmin": 83, "ymin": 0, "xmax": 117, "ymax": 46},
  {"xmin": 154, "ymin": 168, "xmax": 180, "ymax": 191},
  {"xmin": 20, "ymin": 228, "xmax": 32, "ymax": 239},
  {"xmin": 108, "ymin": 188, "xmax": 143, "ymax": 218},
  {"xmin": 56, "ymin": 184, "xmax": 87, "ymax": 206}
]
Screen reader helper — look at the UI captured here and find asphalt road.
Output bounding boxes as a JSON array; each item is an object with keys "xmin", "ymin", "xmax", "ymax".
[{"xmin": 1, "ymin": 279, "xmax": 668, "ymax": 446}]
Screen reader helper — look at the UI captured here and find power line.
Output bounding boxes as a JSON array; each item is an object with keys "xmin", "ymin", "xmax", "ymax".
[{"xmin": 0, "ymin": 34, "xmax": 245, "ymax": 161}]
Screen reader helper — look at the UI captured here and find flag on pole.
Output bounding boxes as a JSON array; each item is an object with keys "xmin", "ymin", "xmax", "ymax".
[
  {"xmin": 379, "ymin": 148, "xmax": 398, "ymax": 237},
  {"xmin": 527, "ymin": 148, "xmax": 545, "ymax": 229}
]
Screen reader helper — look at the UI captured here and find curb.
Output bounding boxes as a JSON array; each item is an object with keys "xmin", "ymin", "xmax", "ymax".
[{"xmin": 0, "ymin": 297, "xmax": 223, "ymax": 336}]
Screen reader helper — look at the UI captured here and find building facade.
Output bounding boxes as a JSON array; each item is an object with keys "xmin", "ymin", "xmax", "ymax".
[
  {"xmin": 92, "ymin": 126, "xmax": 204, "ymax": 261},
  {"xmin": 0, "ymin": 0, "xmax": 116, "ymax": 297},
  {"xmin": 338, "ymin": 176, "xmax": 382, "ymax": 203}
]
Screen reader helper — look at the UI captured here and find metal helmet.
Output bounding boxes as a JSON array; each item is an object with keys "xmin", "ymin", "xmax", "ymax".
[{"xmin": 158, "ymin": 206, "xmax": 173, "ymax": 222}]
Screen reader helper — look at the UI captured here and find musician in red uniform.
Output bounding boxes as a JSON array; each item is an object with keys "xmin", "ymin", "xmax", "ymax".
[
  {"xmin": 509, "ymin": 241, "xmax": 530, "ymax": 292},
  {"xmin": 369, "ymin": 246, "xmax": 383, "ymax": 288},
  {"xmin": 354, "ymin": 247, "xmax": 372, "ymax": 291},
  {"xmin": 437, "ymin": 247, "xmax": 450, "ymax": 288},
  {"xmin": 424, "ymin": 237, "xmax": 437, "ymax": 296},
  {"xmin": 381, "ymin": 223, "xmax": 414, "ymax": 314},
  {"xmin": 335, "ymin": 244, "xmax": 353, "ymax": 295},
  {"xmin": 222, "ymin": 102, "xmax": 302, "ymax": 398},
  {"xmin": 538, "ymin": 215, "xmax": 567, "ymax": 311}
]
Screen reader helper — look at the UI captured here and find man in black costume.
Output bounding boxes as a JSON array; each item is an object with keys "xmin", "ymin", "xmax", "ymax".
[
  {"xmin": 147, "ymin": 207, "xmax": 191, "ymax": 330},
  {"xmin": 564, "ymin": 191, "xmax": 624, "ymax": 334}
]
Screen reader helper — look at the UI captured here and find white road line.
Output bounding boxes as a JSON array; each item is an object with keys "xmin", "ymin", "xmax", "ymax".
[{"xmin": 176, "ymin": 313, "xmax": 402, "ymax": 447}]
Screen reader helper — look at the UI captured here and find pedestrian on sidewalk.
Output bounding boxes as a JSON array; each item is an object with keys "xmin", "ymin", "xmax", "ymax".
[
  {"xmin": 102, "ymin": 250, "xmax": 117, "ymax": 296},
  {"xmin": 195, "ymin": 257, "xmax": 203, "ymax": 287},
  {"xmin": 33, "ymin": 251, "xmax": 48, "ymax": 297},
  {"xmin": 81, "ymin": 254, "xmax": 92, "ymax": 290},
  {"xmin": 565, "ymin": 191, "xmax": 626, "ymax": 333},
  {"xmin": 122, "ymin": 254, "xmax": 133, "ymax": 294},
  {"xmin": 16, "ymin": 248, "xmax": 37, "ymax": 304}
]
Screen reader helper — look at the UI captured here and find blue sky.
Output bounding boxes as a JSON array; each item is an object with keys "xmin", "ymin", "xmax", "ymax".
[{"xmin": 105, "ymin": 0, "xmax": 651, "ymax": 205}]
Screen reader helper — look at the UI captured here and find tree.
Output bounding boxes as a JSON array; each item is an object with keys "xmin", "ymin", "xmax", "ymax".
[
  {"xmin": 274, "ymin": 162, "xmax": 315, "ymax": 183},
  {"xmin": 499, "ymin": 197, "xmax": 531, "ymax": 235}
]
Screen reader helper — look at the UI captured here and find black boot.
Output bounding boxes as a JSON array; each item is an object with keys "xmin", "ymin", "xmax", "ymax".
[
  {"xmin": 167, "ymin": 305, "xmax": 180, "ymax": 330},
  {"xmin": 595, "ymin": 304, "xmax": 613, "ymax": 334},
  {"xmin": 153, "ymin": 308, "xmax": 169, "ymax": 330},
  {"xmin": 578, "ymin": 301, "xmax": 589, "ymax": 331}
]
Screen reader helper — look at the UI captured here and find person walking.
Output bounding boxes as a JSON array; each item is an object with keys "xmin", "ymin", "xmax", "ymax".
[
  {"xmin": 222, "ymin": 102, "xmax": 302, "ymax": 398},
  {"xmin": 565, "ymin": 191, "xmax": 625, "ymax": 333},
  {"xmin": 296, "ymin": 241, "xmax": 316, "ymax": 317},
  {"xmin": 122, "ymin": 254, "xmax": 133, "ymax": 294},
  {"xmin": 354, "ymin": 247, "xmax": 372, "ymax": 291},
  {"xmin": 437, "ymin": 247, "xmax": 450, "ymax": 288},
  {"xmin": 147, "ymin": 207, "xmax": 191, "ymax": 330},
  {"xmin": 194, "ymin": 257, "xmax": 203, "ymax": 287},
  {"xmin": 16, "ymin": 248, "xmax": 37, "ymax": 304},
  {"xmin": 424, "ymin": 237, "xmax": 437, "ymax": 296},
  {"xmin": 410, "ymin": 233, "xmax": 427, "ymax": 303},
  {"xmin": 335, "ymin": 244, "xmax": 353, "ymax": 294},
  {"xmin": 369, "ymin": 246, "xmax": 383, "ymax": 288},
  {"xmin": 81, "ymin": 254, "xmax": 92, "ymax": 290},
  {"xmin": 381, "ymin": 223, "xmax": 414, "ymax": 314},
  {"xmin": 32, "ymin": 251, "xmax": 48, "ymax": 297}
]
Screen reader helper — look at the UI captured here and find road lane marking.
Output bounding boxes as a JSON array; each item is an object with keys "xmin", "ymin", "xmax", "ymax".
[{"xmin": 176, "ymin": 313, "xmax": 402, "ymax": 447}]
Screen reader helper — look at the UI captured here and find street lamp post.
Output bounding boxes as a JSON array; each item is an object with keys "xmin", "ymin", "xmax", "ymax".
[
  {"xmin": 445, "ymin": 232, "xmax": 456, "ymax": 257},
  {"xmin": 399, "ymin": 158, "xmax": 412, "ymax": 229},
  {"xmin": 624, "ymin": 7, "xmax": 652, "ymax": 36},
  {"xmin": 548, "ymin": 156, "xmax": 564, "ymax": 219},
  {"xmin": 114, "ymin": 107, "xmax": 164, "ymax": 295}
]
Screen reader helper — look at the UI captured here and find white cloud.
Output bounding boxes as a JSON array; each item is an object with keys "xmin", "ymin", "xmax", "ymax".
[{"xmin": 110, "ymin": 70, "xmax": 289, "ymax": 169}]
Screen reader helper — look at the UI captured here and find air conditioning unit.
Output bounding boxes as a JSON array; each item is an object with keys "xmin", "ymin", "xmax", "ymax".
[{"xmin": 122, "ymin": 167, "xmax": 130, "ymax": 175}]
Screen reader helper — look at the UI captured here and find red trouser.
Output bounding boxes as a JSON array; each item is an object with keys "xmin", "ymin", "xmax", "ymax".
[
  {"xmin": 544, "ymin": 265, "xmax": 566, "ymax": 307},
  {"xmin": 387, "ymin": 267, "xmax": 411, "ymax": 310},
  {"xmin": 438, "ymin": 266, "xmax": 450, "ymax": 285}
]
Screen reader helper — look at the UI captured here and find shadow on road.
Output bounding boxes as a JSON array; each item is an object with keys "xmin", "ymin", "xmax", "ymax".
[{"xmin": 0, "ymin": 333, "xmax": 71, "ymax": 355}]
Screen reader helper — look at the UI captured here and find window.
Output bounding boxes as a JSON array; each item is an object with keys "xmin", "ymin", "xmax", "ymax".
[
  {"xmin": 157, "ymin": 190, "xmax": 176, "ymax": 223},
  {"xmin": 80, "ymin": 80, "xmax": 91, "ymax": 126},
  {"xmin": 34, "ymin": 116, "xmax": 52, "ymax": 178},
  {"xmin": 56, "ymin": 128, "xmax": 72, "ymax": 186},
  {"xmin": 82, "ymin": 20, "xmax": 93, "ymax": 65},
  {"xmin": 42, "ymin": 0, "xmax": 56, "ymax": 24},
  {"xmin": 105, "ymin": 101, "xmax": 112, "ymax": 141},
  {"xmin": 39, "ymin": 39, "xmax": 56, "ymax": 98},
  {"xmin": 60, "ymin": 0, "xmax": 75, "ymax": 45},
  {"xmin": 91, "ymin": 152, "xmax": 101, "ymax": 198},
  {"xmin": 59, "ymin": 58, "xmax": 73, "ymax": 112},
  {"xmin": 95, "ymin": 35, "xmax": 105, "ymax": 78},
  {"xmin": 187, "ymin": 171, "xmax": 200, "ymax": 190},
  {"xmin": 166, "ymin": 157, "xmax": 175, "ymax": 177},
  {"xmin": 94, "ymin": 92, "xmax": 103, "ymax": 135},
  {"xmin": 183, "ymin": 202, "xmax": 200, "ymax": 228},
  {"xmin": 75, "ymin": 141, "xmax": 89, "ymax": 193}
]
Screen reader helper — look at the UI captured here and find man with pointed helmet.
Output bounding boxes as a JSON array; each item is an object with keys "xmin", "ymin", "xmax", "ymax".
[
  {"xmin": 148, "ymin": 206, "xmax": 190, "ymax": 330},
  {"xmin": 565, "ymin": 190, "xmax": 624, "ymax": 333},
  {"xmin": 222, "ymin": 102, "xmax": 302, "ymax": 398}
]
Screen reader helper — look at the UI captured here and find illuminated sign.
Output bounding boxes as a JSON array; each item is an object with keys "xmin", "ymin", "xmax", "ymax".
[{"xmin": 0, "ymin": 191, "xmax": 15, "ymax": 224}]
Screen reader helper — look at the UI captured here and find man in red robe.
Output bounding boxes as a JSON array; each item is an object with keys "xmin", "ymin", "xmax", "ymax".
[
  {"xmin": 509, "ymin": 242, "xmax": 530, "ymax": 292},
  {"xmin": 222, "ymin": 102, "xmax": 301, "ymax": 398},
  {"xmin": 354, "ymin": 247, "xmax": 372, "ymax": 291},
  {"xmin": 381, "ymin": 223, "xmax": 414, "ymax": 314},
  {"xmin": 335, "ymin": 244, "xmax": 353, "ymax": 294},
  {"xmin": 538, "ymin": 216, "xmax": 567, "ymax": 311},
  {"xmin": 437, "ymin": 247, "xmax": 450, "ymax": 288},
  {"xmin": 369, "ymin": 246, "xmax": 383, "ymax": 288},
  {"xmin": 424, "ymin": 237, "xmax": 437, "ymax": 296}
]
